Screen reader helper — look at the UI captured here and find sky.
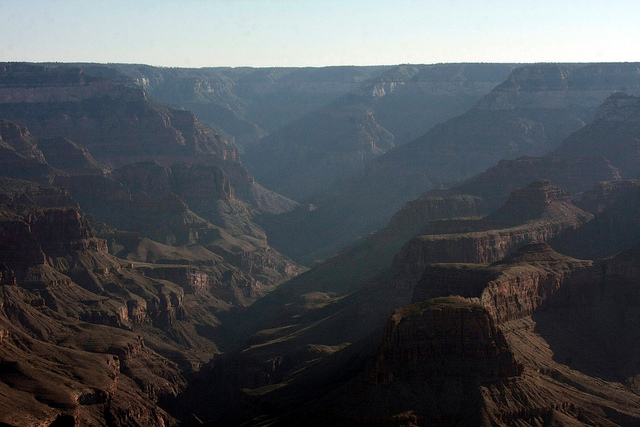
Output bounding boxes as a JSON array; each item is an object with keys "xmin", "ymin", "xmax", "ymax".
[{"xmin": 1, "ymin": 0, "xmax": 639, "ymax": 68}]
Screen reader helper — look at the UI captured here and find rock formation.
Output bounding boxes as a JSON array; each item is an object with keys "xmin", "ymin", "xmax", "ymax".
[
  {"xmin": 368, "ymin": 296, "xmax": 523, "ymax": 385},
  {"xmin": 552, "ymin": 92, "xmax": 640, "ymax": 178},
  {"xmin": 0, "ymin": 63, "xmax": 238, "ymax": 167},
  {"xmin": 256, "ymin": 64, "xmax": 640, "ymax": 264},
  {"xmin": 233, "ymin": 239, "xmax": 640, "ymax": 426},
  {"xmin": 392, "ymin": 181, "xmax": 592, "ymax": 288},
  {"xmin": 241, "ymin": 64, "xmax": 513, "ymax": 201}
]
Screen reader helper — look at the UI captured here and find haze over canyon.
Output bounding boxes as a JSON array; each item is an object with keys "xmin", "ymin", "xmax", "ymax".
[{"xmin": 1, "ymin": 61, "xmax": 640, "ymax": 426}]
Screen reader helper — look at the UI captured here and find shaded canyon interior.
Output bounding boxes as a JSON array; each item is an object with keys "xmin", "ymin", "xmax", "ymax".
[{"xmin": 1, "ymin": 62, "xmax": 640, "ymax": 425}]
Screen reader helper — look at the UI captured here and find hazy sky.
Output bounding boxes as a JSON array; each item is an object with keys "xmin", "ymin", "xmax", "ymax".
[{"xmin": 1, "ymin": 0, "xmax": 639, "ymax": 68}]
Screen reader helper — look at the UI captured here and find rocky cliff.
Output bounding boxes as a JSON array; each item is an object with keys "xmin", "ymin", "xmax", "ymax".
[
  {"xmin": 0, "ymin": 63, "xmax": 239, "ymax": 170},
  {"xmin": 313, "ymin": 242, "xmax": 639, "ymax": 426},
  {"xmin": 0, "ymin": 205, "xmax": 190, "ymax": 425},
  {"xmin": 368, "ymin": 296, "xmax": 523, "ymax": 385},
  {"xmin": 0, "ymin": 197, "xmax": 300, "ymax": 424},
  {"xmin": 392, "ymin": 181, "xmax": 593, "ymax": 289},
  {"xmin": 255, "ymin": 63, "xmax": 640, "ymax": 265}
]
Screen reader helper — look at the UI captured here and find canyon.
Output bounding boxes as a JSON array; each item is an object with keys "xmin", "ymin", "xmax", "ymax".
[{"xmin": 1, "ymin": 61, "xmax": 640, "ymax": 426}]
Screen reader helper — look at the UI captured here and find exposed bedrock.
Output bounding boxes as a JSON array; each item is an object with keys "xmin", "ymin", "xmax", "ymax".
[
  {"xmin": 367, "ymin": 296, "xmax": 523, "ymax": 385},
  {"xmin": 392, "ymin": 181, "xmax": 592, "ymax": 289},
  {"xmin": 412, "ymin": 242, "xmax": 592, "ymax": 322}
]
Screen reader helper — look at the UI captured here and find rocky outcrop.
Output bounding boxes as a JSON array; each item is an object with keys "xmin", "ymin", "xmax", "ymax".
[
  {"xmin": 385, "ymin": 190, "xmax": 484, "ymax": 238},
  {"xmin": 483, "ymin": 179, "xmax": 583, "ymax": 224},
  {"xmin": 393, "ymin": 181, "xmax": 593, "ymax": 288},
  {"xmin": 480, "ymin": 242, "xmax": 592, "ymax": 323},
  {"xmin": 410, "ymin": 242, "xmax": 592, "ymax": 321},
  {"xmin": 368, "ymin": 296, "xmax": 523, "ymax": 385},
  {"xmin": 0, "ymin": 283, "xmax": 182, "ymax": 426}
]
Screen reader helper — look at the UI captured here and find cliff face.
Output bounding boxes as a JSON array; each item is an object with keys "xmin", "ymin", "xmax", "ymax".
[
  {"xmin": 384, "ymin": 191, "xmax": 484, "ymax": 239},
  {"xmin": 0, "ymin": 206, "xmax": 190, "ymax": 425},
  {"xmin": 101, "ymin": 64, "xmax": 392, "ymax": 137},
  {"xmin": 393, "ymin": 181, "xmax": 593, "ymax": 289},
  {"xmin": 0, "ymin": 195, "xmax": 306, "ymax": 424},
  {"xmin": 410, "ymin": 242, "xmax": 592, "ymax": 319},
  {"xmin": 0, "ymin": 63, "xmax": 238, "ymax": 170},
  {"xmin": 368, "ymin": 297, "xmax": 523, "ymax": 385},
  {"xmin": 282, "ymin": 238, "xmax": 640, "ymax": 426},
  {"xmin": 0, "ymin": 282, "xmax": 183, "ymax": 426},
  {"xmin": 269, "ymin": 63, "xmax": 640, "ymax": 264},
  {"xmin": 241, "ymin": 64, "xmax": 513, "ymax": 202}
]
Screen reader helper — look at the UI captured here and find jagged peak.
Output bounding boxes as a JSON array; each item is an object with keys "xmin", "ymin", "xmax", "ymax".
[{"xmin": 593, "ymin": 92, "xmax": 640, "ymax": 122}]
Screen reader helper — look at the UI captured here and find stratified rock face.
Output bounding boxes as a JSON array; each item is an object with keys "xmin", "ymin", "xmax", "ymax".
[
  {"xmin": 368, "ymin": 297, "xmax": 523, "ymax": 385},
  {"xmin": 0, "ymin": 63, "xmax": 238, "ymax": 168},
  {"xmin": 235, "ymin": 63, "xmax": 513, "ymax": 201},
  {"xmin": 365, "ymin": 63, "xmax": 640, "ymax": 187},
  {"xmin": 0, "ymin": 206, "xmax": 104, "ymax": 269},
  {"xmin": 385, "ymin": 191, "xmax": 484, "ymax": 239},
  {"xmin": 553, "ymin": 92, "xmax": 640, "ymax": 178},
  {"xmin": 24, "ymin": 207, "xmax": 107, "ymax": 256},
  {"xmin": 393, "ymin": 181, "xmax": 593, "ymax": 287},
  {"xmin": 36, "ymin": 136, "xmax": 106, "ymax": 175},
  {"xmin": 479, "ymin": 242, "xmax": 589, "ymax": 323},
  {"xmin": 411, "ymin": 242, "xmax": 592, "ymax": 319},
  {"xmin": 0, "ymin": 283, "xmax": 182, "ymax": 426},
  {"xmin": 264, "ymin": 64, "xmax": 640, "ymax": 266},
  {"xmin": 102, "ymin": 64, "xmax": 391, "ymax": 136},
  {"xmin": 109, "ymin": 161, "xmax": 233, "ymax": 201},
  {"xmin": 0, "ymin": 205, "xmax": 190, "ymax": 425}
]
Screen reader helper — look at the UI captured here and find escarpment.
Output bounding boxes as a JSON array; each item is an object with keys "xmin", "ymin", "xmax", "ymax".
[
  {"xmin": 0, "ymin": 282, "xmax": 183, "ymax": 426},
  {"xmin": 305, "ymin": 239, "xmax": 640, "ymax": 426},
  {"xmin": 392, "ymin": 181, "xmax": 592, "ymax": 288},
  {"xmin": 412, "ymin": 242, "xmax": 592, "ymax": 321},
  {"xmin": 0, "ymin": 64, "xmax": 238, "ymax": 169},
  {"xmin": 368, "ymin": 296, "xmax": 523, "ymax": 385}
]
